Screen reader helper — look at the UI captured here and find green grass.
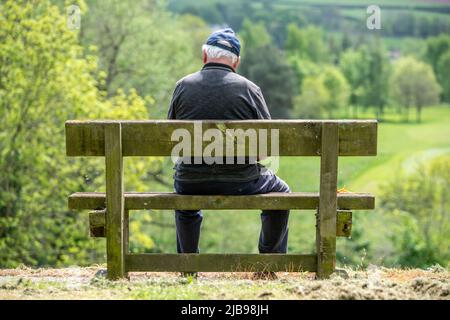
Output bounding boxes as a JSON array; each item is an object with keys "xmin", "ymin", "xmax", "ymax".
[
  {"xmin": 279, "ymin": 106, "xmax": 450, "ymax": 194},
  {"xmin": 350, "ymin": 106, "xmax": 450, "ymax": 192}
]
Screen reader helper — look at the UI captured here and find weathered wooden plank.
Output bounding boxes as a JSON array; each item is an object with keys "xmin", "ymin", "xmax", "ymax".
[
  {"xmin": 125, "ymin": 254, "xmax": 317, "ymax": 272},
  {"xmin": 124, "ymin": 209, "xmax": 129, "ymax": 255},
  {"xmin": 89, "ymin": 209, "xmax": 354, "ymax": 239},
  {"xmin": 336, "ymin": 210, "xmax": 352, "ymax": 238},
  {"xmin": 65, "ymin": 120, "xmax": 377, "ymax": 157},
  {"xmin": 69, "ymin": 192, "xmax": 375, "ymax": 210},
  {"xmin": 105, "ymin": 123, "xmax": 126, "ymax": 280},
  {"xmin": 89, "ymin": 210, "xmax": 105, "ymax": 237},
  {"xmin": 316, "ymin": 123, "xmax": 339, "ymax": 279}
]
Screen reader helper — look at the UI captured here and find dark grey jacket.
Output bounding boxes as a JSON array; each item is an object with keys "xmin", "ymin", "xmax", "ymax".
[{"xmin": 168, "ymin": 63, "xmax": 271, "ymax": 182}]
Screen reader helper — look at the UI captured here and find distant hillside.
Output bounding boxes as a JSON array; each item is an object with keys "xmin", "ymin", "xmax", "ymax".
[{"xmin": 167, "ymin": 0, "xmax": 450, "ymax": 43}]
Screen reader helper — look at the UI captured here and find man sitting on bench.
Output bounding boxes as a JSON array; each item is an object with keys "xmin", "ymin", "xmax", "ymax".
[{"xmin": 168, "ymin": 29, "xmax": 290, "ymax": 277}]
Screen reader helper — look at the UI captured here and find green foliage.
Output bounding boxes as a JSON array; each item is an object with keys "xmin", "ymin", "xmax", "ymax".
[
  {"xmin": 0, "ymin": 0, "xmax": 162, "ymax": 267},
  {"xmin": 379, "ymin": 156, "xmax": 450, "ymax": 268},
  {"xmin": 285, "ymin": 25, "xmax": 350, "ymax": 119},
  {"xmin": 285, "ymin": 24, "xmax": 329, "ymax": 64},
  {"xmin": 425, "ymin": 34, "xmax": 450, "ymax": 103},
  {"xmin": 320, "ymin": 66, "xmax": 350, "ymax": 118},
  {"xmin": 287, "ymin": 57, "xmax": 321, "ymax": 97},
  {"xmin": 363, "ymin": 42, "xmax": 391, "ymax": 118},
  {"xmin": 398, "ymin": 38, "xmax": 426, "ymax": 60},
  {"xmin": 292, "ymin": 66, "xmax": 349, "ymax": 119},
  {"xmin": 292, "ymin": 77, "xmax": 329, "ymax": 119},
  {"xmin": 239, "ymin": 22, "xmax": 295, "ymax": 119},
  {"xmin": 80, "ymin": 0, "xmax": 209, "ymax": 117},
  {"xmin": 239, "ymin": 19, "xmax": 271, "ymax": 50},
  {"xmin": 240, "ymin": 44, "xmax": 295, "ymax": 119},
  {"xmin": 425, "ymin": 34, "xmax": 450, "ymax": 73},
  {"xmin": 340, "ymin": 44, "xmax": 390, "ymax": 119},
  {"xmin": 436, "ymin": 51, "xmax": 450, "ymax": 103},
  {"xmin": 340, "ymin": 48, "xmax": 368, "ymax": 109},
  {"xmin": 390, "ymin": 57, "xmax": 441, "ymax": 122},
  {"xmin": 0, "ymin": 0, "xmax": 100, "ymax": 267}
]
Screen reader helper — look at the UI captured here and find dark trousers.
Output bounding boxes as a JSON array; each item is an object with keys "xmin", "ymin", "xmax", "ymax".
[{"xmin": 174, "ymin": 173, "xmax": 290, "ymax": 254}]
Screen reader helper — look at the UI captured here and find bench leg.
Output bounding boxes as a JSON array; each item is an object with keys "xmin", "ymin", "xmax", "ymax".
[
  {"xmin": 316, "ymin": 123, "xmax": 339, "ymax": 279},
  {"xmin": 105, "ymin": 123, "xmax": 126, "ymax": 280}
]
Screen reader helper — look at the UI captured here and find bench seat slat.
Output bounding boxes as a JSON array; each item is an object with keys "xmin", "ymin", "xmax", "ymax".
[
  {"xmin": 68, "ymin": 192, "xmax": 374, "ymax": 210},
  {"xmin": 125, "ymin": 253, "xmax": 317, "ymax": 272}
]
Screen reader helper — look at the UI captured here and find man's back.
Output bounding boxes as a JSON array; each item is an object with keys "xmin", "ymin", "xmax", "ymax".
[
  {"xmin": 168, "ymin": 62, "xmax": 272, "ymax": 182},
  {"xmin": 168, "ymin": 63, "xmax": 270, "ymax": 121}
]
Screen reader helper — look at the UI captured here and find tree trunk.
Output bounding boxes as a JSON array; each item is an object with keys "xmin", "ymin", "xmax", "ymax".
[
  {"xmin": 404, "ymin": 104, "xmax": 410, "ymax": 123},
  {"xmin": 378, "ymin": 104, "xmax": 384, "ymax": 122},
  {"xmin": 416, "ymin": 105, "xmax": 422, "ymax": 123}
]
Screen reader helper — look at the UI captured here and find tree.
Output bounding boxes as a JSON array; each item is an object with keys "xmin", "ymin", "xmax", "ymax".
[
  {"xmin": 0, "ymin": 0, "xmax": 158, "ymax": 267},
  {"xmin": 390, "ymin": 57, "xmax": 441, "ymax": 122},
  {"xmin": 320, "ymin": 66, "xmax": 350, "ymax": 118},
  {"xmin": 340, "ymin": 48, "xmax": 369, "ymax": 117},
  {"xmin": 0, "ymin": 0, "xmax": 97, "ymax": 266},
  {"xmin": 240, "ymin": 45, "xmax": 295, "ymax": 119},
  {"xmin": 285, "ymin": 24, "xmax": 329, "ymax": 63},
  {"xmin": 400, "ymin": 38, "xmax": 426, "ymax": 60},
  {"xmin": 340, "ymin": 43, "xmax": 390, "ymax": 119},
  {"xmin": 240, "ymin": 22, "xmax": 295, "ymax": 119},
  {"xmin": 284, "ymin": 24, "xmax": 330, "ymax": 99},
  {"xmin": 437, "ymin": 51, "xmax": 450, "ymax": 103},
  {"xmin": 341, "ymin": 33, "xmax": 352, "ymax": 52},
  {"xmin": 425, "ymin": 34, "xmax": 450, "ymax": 73},
  {"xmin": 364, "ymin": 42, "xmax": 391, "ymax": 119},
  {"xmin": 292, "ymin": 77, "xmax": 329, "ymax": 119},
  {"xmin": 426, "ymin": 34, "xmax": 450, "ymax": 103},
  {"xmin": 287, "ymin": 57, "xmax": 321, "ymax": 96},
  {"xmin": 80, "ymin": 0, "xmax": 210, "ymax": 117},
  {"xmin": 379, "ymin": 156, "xmax": 450, "ymax": 268},
  {"xmin": 240, "ymin": 19, "xmax": 272, "ymax": 50},
  {"xmin": 291, "ymin": 66, "xmax": 349, "ymax": 119}
]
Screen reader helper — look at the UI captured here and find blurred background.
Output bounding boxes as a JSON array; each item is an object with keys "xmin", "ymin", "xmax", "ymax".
[{"xmin": 0, "ymin": 0, "xmax": 449, "ymax": 269}]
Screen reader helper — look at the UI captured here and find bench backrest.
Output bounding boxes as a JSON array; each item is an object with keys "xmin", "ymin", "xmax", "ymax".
[{"xmin": 65, "ymin": 120, "xmax": 377, "ymax": 157}]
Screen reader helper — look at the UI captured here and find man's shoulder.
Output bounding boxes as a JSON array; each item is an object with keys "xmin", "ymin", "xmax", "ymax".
[
  {"xmin": 175, "ymin": 71, "xmax": 202, "ymax": 86},
  {"xmin": 177, "ymin": 69, "xmax": 261, "ymax": 93},
  {"xmin": 231, "ymin": 72, "xmax": 261, "ymax": 92}
]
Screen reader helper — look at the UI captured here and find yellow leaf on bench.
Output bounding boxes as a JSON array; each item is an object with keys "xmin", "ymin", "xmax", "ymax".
[{"xmin": 337, "ymin": 186, "xmax": 352, "ymax": 193}]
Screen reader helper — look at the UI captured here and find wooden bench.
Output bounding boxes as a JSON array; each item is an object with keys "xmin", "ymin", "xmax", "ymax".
[{"xmin": 66, "ymin": 120, "xmax": 377, "ymax": 279}]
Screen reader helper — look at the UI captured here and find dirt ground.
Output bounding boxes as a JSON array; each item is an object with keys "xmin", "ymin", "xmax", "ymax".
[{"xmin": 0, "ymin": 265, "xmax": 448, "ymax": 300}]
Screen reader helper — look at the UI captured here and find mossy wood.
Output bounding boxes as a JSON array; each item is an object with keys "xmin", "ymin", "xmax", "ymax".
[
  {"xmin": 104, "ymin": 123, "xmax": 126, "ymax": 280},
  {"xmin": 66, "ymin": 120, "xmax": 377, "ymax": 157},
  {"xmin": 126, "ymin": 254, "xmax": 317, "ymax": 272},
  {"xmin": 336, "ymin": 210, "xmax": 352, "ymax": 237},
  {"xmin": 65, "ymin": 120, "xmax": 377, "ymax": 279},
  {"xmin": 316, "ymin": 123, "xmax": 339, "ymax": 279},
  {"xmin": 89, "ymin": 209, "xmax": 353, "ymax": 239},
  {"xmin": 72, "ymin": 192, "xmax": 374, "ymax": 210},
  {"xmin": 89, "ymin": 210, "xmax": 105, "ymax": 237}
]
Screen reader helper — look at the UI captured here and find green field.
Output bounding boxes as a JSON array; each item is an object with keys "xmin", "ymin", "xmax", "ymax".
[
  {"xmin": 142, "ymin": 106, "xmax": 450, "ymax": 265},
  {"xmin": 281, "ymin": 106, "xmax": 450, "ymax": 194}
]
